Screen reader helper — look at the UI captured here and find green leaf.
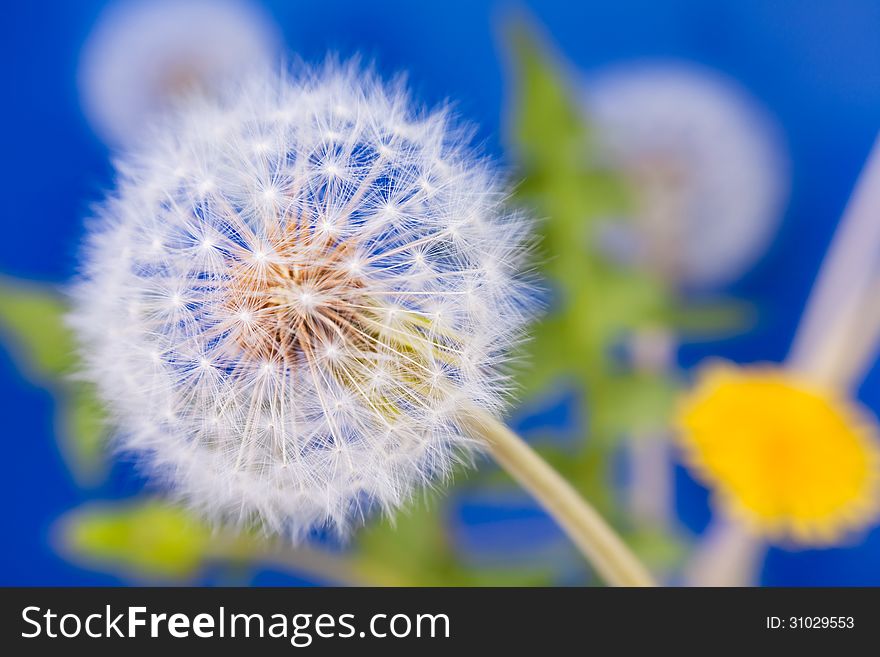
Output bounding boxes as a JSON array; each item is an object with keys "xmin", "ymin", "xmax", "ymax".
[
  {"xmin": 505, "ymin": 21, "xmax": 682, "ymax": 438},
  {"xmin": 58, "ymin": 500, "xmax": 214, "ymax": 581},
  {"xmin": 60, "ymin": 385, "xmax": 108, "ymax": 482},
  {"xmin": 354, "ymin": 494, "xmax": 474, "ymax": 586},
  {"xmin": 353, "ymin": 486, "xmax": 561, "ymax": 586},
  {"xmin": 626, "ymin": 526, "xmax": 690, "ymax": 573},
  {"xmin": 0, "ymin": 277, "xmax": 108, "ymax": 482},
  {"xmin": 505, "ymin": 20, "xmax": 677, "ymax": 389},
  {"xmin": 661, "ymin": 299, "xmax": 756, "ymax": 339},
  {"xmin": 591, "ymin": 372, "xmax": 680, "ymax": 439},
  {"xmin": 0, "ymin": 278, "xmax": 76, "ymax": 378}
]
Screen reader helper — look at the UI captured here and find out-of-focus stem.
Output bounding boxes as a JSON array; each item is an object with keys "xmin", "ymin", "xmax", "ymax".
[
  {"xmin": 793, "ymin": 274, "xmax": 880, "ymax": 391},
  {"xmin": 461, "ymin": 407, "xmax": 656, "ymax": 587},
  {"xmin": 627, "ymin": 328, "xmax": 677, "ymax": 528},
  {"xmin": 627, "ymin": 436, "xmax": 674, "ymax": 527},
  {"xmin": 788, "ymin": 134, "xmax": 880, "ymax": 391},
  {"xmin": 683, "ymin": 516, "xmax": 766, "ymax": 587}
]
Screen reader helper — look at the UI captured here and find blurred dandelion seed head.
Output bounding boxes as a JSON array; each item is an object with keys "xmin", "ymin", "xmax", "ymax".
[
  {"xmin": 78, "ymin": 0, "xmax": 281, "ymax": 147},
  {"xmin": 69, "ymin": 63, "xmax": 538, "ymax": 538},
  {"xmin": 587, "ymin": 63, "xmax": 789, "ymax": 287},
  {"xmin": 676, "ymin": 364, "xmax": 880, "ymax": 544}
]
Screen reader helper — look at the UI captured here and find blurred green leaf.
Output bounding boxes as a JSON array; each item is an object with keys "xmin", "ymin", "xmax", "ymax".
[
  {"xmin": 59, "ymin": 500, "xmax": 377, "ymax": 586},
  {"xmin": 0, "ymin": 277, "xmax": 108, "ymax": 482},
  {"xmin": 661, "ymin": 299, "xmax": 756, "ymax": 339},
  {"xmin": 505, "ymin": 20, "xmax": 682, "ymax": 492},
  {"xmin": 61, "ymin": 385, "xmax": 108, "ymax": 480},
  {"xmin": 626, "ymin": 526, "xmax": 690, "ymax": 573},
  {"xmin": 355, "ymin": 498, "xmax": 448, "ymax": 584},
  {"xmin": 505, "ymin": 22, "xmax": 679, "ymax": 398},
  {"xmin": 591, "ymin": 372, "xmax": 679, "ymax": 440},
  {"xmin": 354, "ymin": 491, "xmax": 558, "ymax": 586},
  {"xmin": 0, "ymin": 278, "xmax": 76, "ymax": 377},
  {"xmin": 60, "ymin": 495, "xmax": 562, "ymax": 586},
  {"xmin": 59, "ymin": 500, "xmax": 214, "ymax": 581}
]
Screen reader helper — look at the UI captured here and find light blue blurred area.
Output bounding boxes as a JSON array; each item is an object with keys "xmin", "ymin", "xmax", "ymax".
[{"xmin": 2, "ymin": 0, "xmax": 880, "ymax": 585}]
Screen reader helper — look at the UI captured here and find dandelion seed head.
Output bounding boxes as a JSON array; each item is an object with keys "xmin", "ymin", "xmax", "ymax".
[
  {"xmin": 70, "ymin": 63, "xmax": 537, "ymax": 539},
  {"xmin": 78, "ymin": 0, "xmax": 281, "ymax": 147},
  {"xmin": 586, "ymin": 63, "xmax": 789, "ymax": 287}
]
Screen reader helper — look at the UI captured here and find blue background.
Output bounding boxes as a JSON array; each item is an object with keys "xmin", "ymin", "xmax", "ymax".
[{"xmin": 2, "ymin": 0, "xmax": 880, "ymax": 585}]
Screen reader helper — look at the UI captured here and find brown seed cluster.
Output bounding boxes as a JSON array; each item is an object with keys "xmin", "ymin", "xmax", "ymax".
[{"xmin": 224, "ymin": 225, "xmax": 373, "ymax": 367}]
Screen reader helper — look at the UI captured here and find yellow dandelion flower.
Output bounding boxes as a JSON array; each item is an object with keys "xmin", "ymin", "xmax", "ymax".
[{"xmin": 676, "ymin": 363, "xmax": 880, "ymax": 544}]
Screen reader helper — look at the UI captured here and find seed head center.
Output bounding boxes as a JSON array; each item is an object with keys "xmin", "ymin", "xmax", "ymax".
[{"xmin": 227, "ymin": 236, "xmax": 370, "ymax": 364}]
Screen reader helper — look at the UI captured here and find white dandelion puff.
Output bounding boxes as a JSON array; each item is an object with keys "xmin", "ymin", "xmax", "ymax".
[
  {"xmin": 71, "ymin": 62, "xmax": 655, "ymax": 586},
  {"xmin": 587, "ymin": 62, "xmax": 790, "ymax": 287},
  {"xmin": 78, "ymin": 0, "xmax": 281, "ymax": 147},
  {"xmin": 70, "ymin": 63, "xmax": 538, "ymax": 539}
]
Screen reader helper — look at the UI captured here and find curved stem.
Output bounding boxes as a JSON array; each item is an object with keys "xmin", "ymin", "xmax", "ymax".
[
  {"xmin": 627, "ymin": 435, "xmax": 674, "ymax": 527},
  {"xmin": 460, "ymin": 407, "xmax": 655, "ymax": 587}
]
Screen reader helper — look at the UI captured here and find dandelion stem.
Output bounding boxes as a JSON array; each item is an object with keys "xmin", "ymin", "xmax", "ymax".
[
  {"xmin": 683, "ymin": 515, "xmax": 765, "ymax": 587},
  {"xmin": 626, "ymin": 328, "xmax": 677, "ymax": 529},
  {"xmin": 788, "ymin": 133, "xmax": 880, "ymax": 390},
  {"xmin": 461, "ymin": 408, "xmax": 655, "ymax": 587},
  {"xmin": 831, "ymin": 276, "xmax": 880, "ymax": 389},
  {"xmin": 627, "ymin": 436, "xmax": 674, "ymax": 527}
]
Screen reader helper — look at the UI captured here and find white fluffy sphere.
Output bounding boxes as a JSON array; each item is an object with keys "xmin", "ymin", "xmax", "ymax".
[
  {"xmin": 78, "ymin": 0, "xmax": 281, "ymax": 147},
  {"xmin": 70, "ymin": 64, "xmax": 536, "ymax": 538},
  {"xmin": 587, "ymin": 63, "xmax": 789, "ymax": 287}
]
